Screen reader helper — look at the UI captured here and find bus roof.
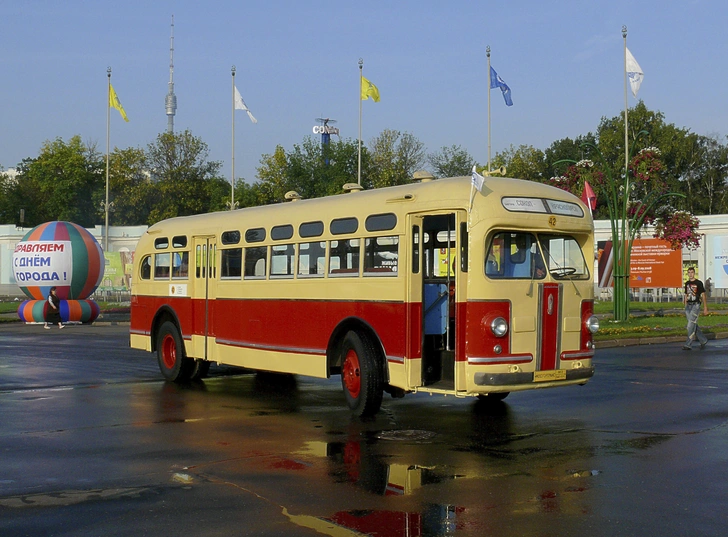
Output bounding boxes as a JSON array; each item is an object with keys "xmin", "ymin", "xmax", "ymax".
[{"xmin": 144, "ymin": 175, "xmax": 591, "ymax": 237}]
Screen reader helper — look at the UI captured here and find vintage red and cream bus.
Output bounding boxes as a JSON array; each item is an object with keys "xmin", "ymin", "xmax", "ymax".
[{"xmin": 130, "ymin": 175, "xmax": 599, "ymax": 416}]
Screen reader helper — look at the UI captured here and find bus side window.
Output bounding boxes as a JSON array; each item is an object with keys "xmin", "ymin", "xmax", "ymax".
[
  {"xmin": 364, "ymin": 236, "xmax": 399, "ymax": 275},
  {"xmin": 329, "ymin": 239, "xmax": 360, "ymax": 276},
  {"xmin": 244, "ymin": 246, "xmax": 267, "ymax": 279},
  {"xmin": 154, "ymin": 252, "xmax": 170, "ymax": 280},
  {"xmin": 412, "ymin": 226, "xmax": 420, "ymax": 274},
  {"xmin": 196, "ymin": 245, "xmax": 202, "ymax": 278},
  {"xmin": 172, "ymin": 251, "xmax": 189, "ymax": 279},
  {"xmin": 140, "ymin": 255, "xmax": 152, "ymax": 280},
  {"xmin": 220, "ymin": 248, "xmax": 242, "ymax": 279},
  {"xmin": 270, "ymin": 244, "xmax": 295, "ymax": 278},
  {"xmin": 210, "ymin": 244, "xmax": 216, "ymax": 279},
  {"xmin": 298, "ymin": 241, "xmax": 326, "ymax": 277}
]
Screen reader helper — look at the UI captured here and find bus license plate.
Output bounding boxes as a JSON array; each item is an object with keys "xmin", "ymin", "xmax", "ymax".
[{"xmin": 534, "ymin": 369, "xmax": 566, "ymax": 382}]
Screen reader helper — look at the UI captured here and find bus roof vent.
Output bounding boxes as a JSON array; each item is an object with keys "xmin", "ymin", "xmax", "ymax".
[
  {"xmin": 413, "ymin": 170, "xmax": 434, "ymax": 182},
  {"xmin": 284, "ymin": 191, "xmax": 302, "ymax": 202},
  {"xmin": 342, "ymin": 183, "xmax": 364, "ymax": 193}
]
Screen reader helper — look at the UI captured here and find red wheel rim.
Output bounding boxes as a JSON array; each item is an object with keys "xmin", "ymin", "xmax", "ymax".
[
  {"xmin": 162, "ymin": 334, "xmax": 177, "ymax": 370},
  {"xmin": 342, "ymin": 349, "xmax": 361, "ymax": 399}
]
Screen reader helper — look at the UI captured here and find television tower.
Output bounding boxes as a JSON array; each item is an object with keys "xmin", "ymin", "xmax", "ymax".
[{"xmin": 165, "ymin": 15, "xmax": 177, "ymax": 133}]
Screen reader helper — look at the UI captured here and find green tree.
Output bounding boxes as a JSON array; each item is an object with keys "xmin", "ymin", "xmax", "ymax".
[
  {"xmin": 254, "ymin": 137, "xmax": 369, "ymax": 204},
  {"xmin": 9, "ymin": 136, "xmax": 103, "ymax": 227},
  {"xmin": 367, "ymin": 129, "xmax": 426, "ymax": 188},
  {"xmin": 107, "ymin": 147, "xmax": 153, "ymax": 225},
  {"xmin": 543, "ymin": 135, "xmax": 597, "ymax": 180},
  {"xmin": 492, "ymin": 144, "xmax": 546, "ymax": 181},
  {"xmin": 145, "ymin": 130, "xmax": 222, "ymax": 223},
  {"xmin": 685, "ymin": 134, "xmax": 728, "ymax": 215},
  {"xmin": 594, "ymin": 101, "xmax": 698, "ymax": 202},
  {"xmin": 428, "ymin": 145, "xmax": 473, "ymax": 178}
]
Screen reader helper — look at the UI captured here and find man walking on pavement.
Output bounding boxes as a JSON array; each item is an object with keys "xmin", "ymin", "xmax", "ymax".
[{"xmin": 683, "ymin": 267, "xmax": 709, "ymax": 350}]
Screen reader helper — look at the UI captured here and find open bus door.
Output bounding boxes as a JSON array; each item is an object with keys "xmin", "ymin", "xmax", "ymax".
[
  {"xmin": 407, "ymin": 212, "xmax": 466, "ymax": 391},
  {"xmin": 192, "ymin": 235, "xmax": 217, "ymax": 360}
]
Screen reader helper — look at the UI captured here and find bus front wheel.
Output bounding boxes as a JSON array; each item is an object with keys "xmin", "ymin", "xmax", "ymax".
[
  {"xmin": 341, "ymin": 331, "xmax": 384, "ymax": 417},
  {"xmin": 477, "ymin": 392, "xmax": 509, "ymax": 402},
  {"xmin": 156, "ymin": 321, "xmax": 194, "ymax": 382}
]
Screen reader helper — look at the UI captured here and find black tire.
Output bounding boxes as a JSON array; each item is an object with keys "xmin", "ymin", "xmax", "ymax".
[
  {"xmin": 156, "ymin": 321, "xmax": 194, "ymax": 382},
  {"xmin": 340, "ymin": 331, "xmax": 384, "ymax": 417},
  {"xmin": 189, "ymin": 359, "xmax": 210, "ymax": 381},
  {"xmin": 477, "ymin": 392, "xmax": 510, "ymax": 402}
]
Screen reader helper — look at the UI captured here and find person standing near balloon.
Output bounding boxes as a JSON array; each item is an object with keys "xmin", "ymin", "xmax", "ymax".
[{"xmin": 44, "ymin": 287, "xmax": 64, "ymax": 330}]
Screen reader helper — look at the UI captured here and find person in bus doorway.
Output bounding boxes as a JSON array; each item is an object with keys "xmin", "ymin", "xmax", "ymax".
[
  {"xmin": 44, "ymin": 286, "xmax": 64, "ymax": 330},
  {"xmin": 682, "ymin": 267, "xmax": 707, "ymax": 350}
]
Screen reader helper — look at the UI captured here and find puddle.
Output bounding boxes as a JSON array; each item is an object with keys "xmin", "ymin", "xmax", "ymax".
[
  {"xmin": 375, "ymin": 429, "xmax": 436, "ymax": 442},
  {"xmin": 0, "ymin": 486, "xmax": 151, "ymax": 509}
]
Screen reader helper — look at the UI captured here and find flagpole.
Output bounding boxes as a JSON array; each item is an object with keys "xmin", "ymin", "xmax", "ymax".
[
  {"xmin": 105, "ymin": 67, "xmax": 111, "ymax": 253},
  {"xmin": 623, "ymin": 26, "xmax": 629, "ymax": 175},
  {"xmin": 486, "ymin": 46, "xmax": 491, "ymax": 173},
  {"xmin": 231, "ymin": 66, "xmax": 236, "ymax": 210},
  {"xmin": 357, "ymin": 58, "xmax": 363, "ymax": 186}
]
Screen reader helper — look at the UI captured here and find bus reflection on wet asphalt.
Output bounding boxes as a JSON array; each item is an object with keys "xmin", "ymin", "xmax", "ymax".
[
  {"xmin": 1, "ymin": 325, "xmax": 727, "ymax": 536},
  {"xmin": 146, "ymin": 373, "xmax": 599, "ymax": 536}
]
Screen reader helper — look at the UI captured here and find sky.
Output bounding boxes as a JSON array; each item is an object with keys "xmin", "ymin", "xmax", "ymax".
[{"xmin": 1, "ymin": 0, "xmax": 726, "ymax": 187}]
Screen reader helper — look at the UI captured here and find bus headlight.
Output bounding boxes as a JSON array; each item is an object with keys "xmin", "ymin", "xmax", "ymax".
[
  {"xmin": 586, "ymin": 315, "xmax": 600, "ymax": 334},
  {"xmin": 490, "ymin": 317, "xmax": 508, "ymax": 337}
]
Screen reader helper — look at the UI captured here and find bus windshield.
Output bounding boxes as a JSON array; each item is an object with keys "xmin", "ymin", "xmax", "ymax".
[
  {"xmin": 538, "ymin": 234, "xmax": 590, "ymax": 279},
  {"xmin": 485, "ymin": 231, "xmax": 589, "ymax": 280}
]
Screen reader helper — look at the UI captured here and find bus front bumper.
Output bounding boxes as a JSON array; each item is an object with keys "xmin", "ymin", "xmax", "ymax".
[{"xmin": 474, "ymin": 366, "xmax": 595, "ymax": 386}]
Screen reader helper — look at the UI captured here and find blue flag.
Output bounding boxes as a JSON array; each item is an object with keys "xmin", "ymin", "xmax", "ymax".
[{"xmin": 490, "ymin": 66, "xmax": 513, "ymax": 106}]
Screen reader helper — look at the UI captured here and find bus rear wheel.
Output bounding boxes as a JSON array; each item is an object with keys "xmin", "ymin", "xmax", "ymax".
[
  {"xmin": 341, "ymin": 331, "xmax": 384, "ymax": 417},
  {"xmin": 157, "ymin": 321, "xmax": 194, "ymax": 382}
]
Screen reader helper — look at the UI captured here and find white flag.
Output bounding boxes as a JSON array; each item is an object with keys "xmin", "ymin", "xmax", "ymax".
[
  {"xmin": 471, "ymin": 165, "xmax": 485, "ymax": 193},
  {"xmin": 625, "ymin": 48, "xmax": 644, "ymax": 98},
  {"xmin": 234, "ymin": 85, "xmax": 258, "ymax": 124}
]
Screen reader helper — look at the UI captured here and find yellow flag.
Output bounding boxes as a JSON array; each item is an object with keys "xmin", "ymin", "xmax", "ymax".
[
  {"xmin": 109, "ymin": 83, "xmax": 129, "ymax": 122},
  {"xmin": 361, "ymin": 76, "xmax": 380, "ymax": 102}
]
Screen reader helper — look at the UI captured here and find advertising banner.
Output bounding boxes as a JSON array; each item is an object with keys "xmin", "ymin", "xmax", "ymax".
[
  {"xmin": 711, "ymin": 235, "xmax": 728, "ymax": 289},
  {"xmin": 12, "ymin": 241, "xmax": 73, "ymax": 286},
  {"xmin": 98, "ymin": 250, "xmax": 134, "ymax": 291},
  {"xmin": 597, "ymin": 238, "xmax": 682, "ymax": 288}
]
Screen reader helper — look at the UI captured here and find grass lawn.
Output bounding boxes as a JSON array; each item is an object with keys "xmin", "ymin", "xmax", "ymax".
[{"xmin": 594, "ymin": 299, "xmax": 727, "ymax": 340}]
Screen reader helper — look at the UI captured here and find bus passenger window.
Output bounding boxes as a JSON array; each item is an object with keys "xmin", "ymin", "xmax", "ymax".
[
  {"xmin": 140, "ymin": 255, "xmax": 152, "ymax": 280},
  {"xmin": 271, "ymin": 225, "xmax": 294, "ymax": 241},
  {"xmin": 172, "ymin": 252, "xmax": 189, "ymax": 279},
  {"xmin": 221, "ymin": 231, "xmax": 241, "ymax": 245},
  {"xmin": 298, "ymin": 242, "xmax": 326, "ymax": 277},
  {"xmin": 364, "ymin": 236, "xmax": 399, "ymax": 275},
  {"xmin": 270, "ymin": 244, "xmax": 295, "ymax": 278},
  {"xmin": 154, "ymin": 253, "xmax": 171, "ymax": 279},
  {"xmin": 329, "ymin": 239, "xmax": 360, "ymax": 276},
  {"xmin": 221, "ymin": 248, "xmax": 242, "ymax": 279},
  {"xmin": 244, "ymin": 246, "xmax": 267, "ymax": 279}
]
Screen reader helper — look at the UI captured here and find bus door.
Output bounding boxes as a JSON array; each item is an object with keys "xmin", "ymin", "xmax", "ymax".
[
  {"xmin": 192, "ymin": 235, "xmax": 217, "ymax": 360},
  {"xmin": 410, "ymin": 212, "xmax": 465, "ymax": 390},
  {"xmin": 406, "ymin": 215, "xmax": 424, "ymax": 387}
]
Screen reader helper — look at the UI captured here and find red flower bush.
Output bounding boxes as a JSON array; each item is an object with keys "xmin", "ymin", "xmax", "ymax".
[{"xmin": 653, "ymin": 211, "xmax": 701, "ymax": 250}]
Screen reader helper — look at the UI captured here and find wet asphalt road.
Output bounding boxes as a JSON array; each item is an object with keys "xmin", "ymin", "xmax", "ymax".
[{"xmin": 1, "ymin": 324, "xmax": 727, "ymax": 537}]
